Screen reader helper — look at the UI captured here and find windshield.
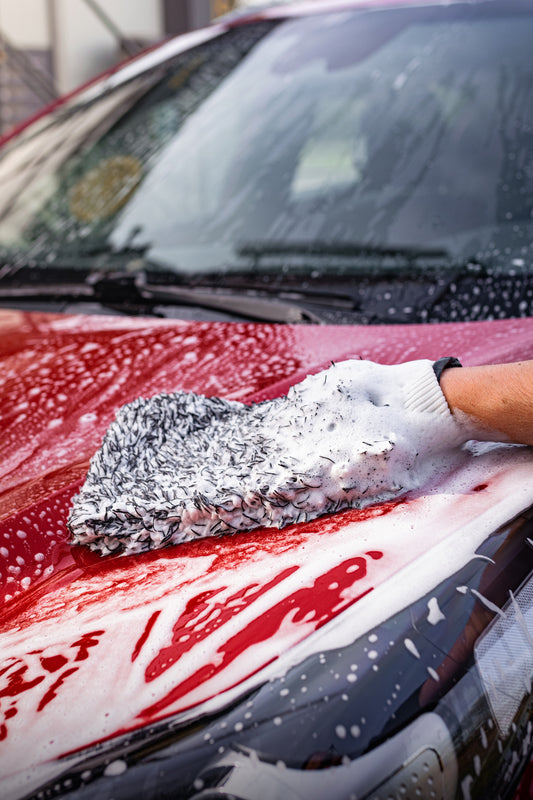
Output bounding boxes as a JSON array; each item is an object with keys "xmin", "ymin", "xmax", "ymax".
[{"xmin": 0, "ymin": 2, "xmax": 531, "ymax": 293}]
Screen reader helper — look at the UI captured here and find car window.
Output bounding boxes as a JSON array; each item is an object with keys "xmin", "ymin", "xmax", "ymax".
[{"xmin": 0, "ymin": 3, "xmax": 531, "ymax": 297}]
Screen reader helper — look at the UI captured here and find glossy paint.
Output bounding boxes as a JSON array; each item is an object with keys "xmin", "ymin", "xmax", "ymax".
[
  {"xmin": 1, "ymin": 310, "xmax": 533, "ymax": 794},
  {"xmin": 3, "ymin": 310, "xmax": 533, "ymax": 520}
]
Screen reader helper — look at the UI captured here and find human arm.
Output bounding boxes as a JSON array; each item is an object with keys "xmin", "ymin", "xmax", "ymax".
[{"xmin": 439, "ymin": 360, "xmax": 533, "ymax": 446}]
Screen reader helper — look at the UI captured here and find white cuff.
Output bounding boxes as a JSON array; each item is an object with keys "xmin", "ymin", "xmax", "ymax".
[{"xmin": 402, "ymin": 361, "xmax": 453, "ymax": 417}]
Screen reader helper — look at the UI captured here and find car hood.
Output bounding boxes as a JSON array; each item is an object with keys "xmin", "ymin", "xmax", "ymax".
[{"xmin": 1, "ymin": 309, "xmax": 533, "ymax": 793}]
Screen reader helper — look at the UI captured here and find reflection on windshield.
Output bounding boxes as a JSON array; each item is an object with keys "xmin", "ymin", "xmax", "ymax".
[
  {"xmin": 0, "ymin": 80, "xmax": 155, "ymax": 246},
  {"xmin": 0, "ymin": 4, "xmax": 531, "ymax": 275}
]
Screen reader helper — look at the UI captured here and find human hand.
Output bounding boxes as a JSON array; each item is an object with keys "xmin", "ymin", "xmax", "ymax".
[{"xmin": 69, "ymin": 358, "xmax": 478, "ymax": 554}]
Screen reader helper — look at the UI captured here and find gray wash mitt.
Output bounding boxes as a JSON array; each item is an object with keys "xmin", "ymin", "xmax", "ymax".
[{"xmin": 68, "ymin": 359, "xmax": 466, "ymax": 555}]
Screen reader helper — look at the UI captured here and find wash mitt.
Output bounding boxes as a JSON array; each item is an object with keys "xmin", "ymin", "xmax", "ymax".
[{"xmin": 68, "ymin": 358, "xmax": 471, "ymax": 555}]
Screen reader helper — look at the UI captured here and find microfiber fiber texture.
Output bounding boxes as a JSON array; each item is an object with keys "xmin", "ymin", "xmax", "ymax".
[{"xmin": 68, "ymin": 359, "xmax": 468, "ymax": 555}]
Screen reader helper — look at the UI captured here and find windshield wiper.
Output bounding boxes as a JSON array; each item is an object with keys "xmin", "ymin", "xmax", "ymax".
[
  {"xmin": 135, "ymin": 271, "xmax": 325, "ymax": 324},
  {"xmin": 0, "ymin": 262, "xmax": 326, "ymax": 323},
  {"xmin": 238, "ymin": 240, "xmax": 451, "ymax": 272},
  {"xmin": 0, "ymin": 264, "xmax": 95, "ymax": 298},
  {"xmin": 0, "ymin": 248, "xmax": 494, "ymax": 324}
]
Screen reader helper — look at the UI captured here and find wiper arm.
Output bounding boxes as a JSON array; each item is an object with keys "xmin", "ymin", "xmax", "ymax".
[
  {"xmin": 0, "ymin": 259, "xmax": 324, "ymax": 322},
  {"xmin": 135, "ymin": 271, "xmax": 324, "ymax": 324}
]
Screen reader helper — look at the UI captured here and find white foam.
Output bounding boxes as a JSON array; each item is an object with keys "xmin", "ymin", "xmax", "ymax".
[
  {"xmin": 69, "ymin": 359, "xmax": 467, "ymax": 555},
  {"xmin": 427, "ymin": 597, "xmax": 446, "ymax": 625}
]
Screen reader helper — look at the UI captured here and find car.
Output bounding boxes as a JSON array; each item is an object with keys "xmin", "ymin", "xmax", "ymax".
[{"xmin": 0, "ymin": 1, "xmax": 532, "ymax": 798}]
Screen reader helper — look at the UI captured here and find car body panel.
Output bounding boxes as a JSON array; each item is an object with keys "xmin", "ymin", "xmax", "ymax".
[
  {"xmin": 1, "ymin": 310, "xmax": 533, "ymax": 794},
  {"xmin": 4, "ymin": 309, "xmax": 533, "ymax": 525},
  {"xmin": 0, "ymin": 0, "xmax": 533, "ymax": 795},
  {"xmin": 0, "ymin": 433, "xmax": 532, "ymax": 795}
]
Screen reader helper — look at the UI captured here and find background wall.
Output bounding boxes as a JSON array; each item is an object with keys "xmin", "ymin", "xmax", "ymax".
[
  {"xmin": 0, "ymin": 0, "xmax": 236, "ymax": 134},
  {"xmin": 50, "ymin": 0, "xmax": 164, "ymax": 94}
]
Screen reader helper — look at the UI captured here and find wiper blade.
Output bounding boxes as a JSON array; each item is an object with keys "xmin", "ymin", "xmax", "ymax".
[
  {"xmin": 208, "ymin": 271, "xmax": 357, "ymax": 310},
  {"xmin": 135, "ymin": 271, "xmax": 324, "ymax": 324},
  {"xmin": 0, "ymin": 264, "xmax": 94, "ymax": 298},
  {"xmin": 238, "ymin": 240, "xmax": 450, "ymax": 267},
  {"xmin": 0, "ymin": 260, "xmax": 324, "ymax": 322},
  {"xmin": 0, "ymin": 263, "xmax": 146, "ymax": 310}
]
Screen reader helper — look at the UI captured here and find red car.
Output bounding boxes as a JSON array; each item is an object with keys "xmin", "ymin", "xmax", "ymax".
[{"xmin": 0, "ymin": 1, "xmax": 532, "ymax": 798}]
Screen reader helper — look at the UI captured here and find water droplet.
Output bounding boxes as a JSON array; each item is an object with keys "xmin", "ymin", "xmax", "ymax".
[{"xmin": 404, "ymin": 638, "xmax": 421, "ymax": 658}]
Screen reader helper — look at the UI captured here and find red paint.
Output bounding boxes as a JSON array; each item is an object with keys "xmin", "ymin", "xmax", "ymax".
[
  {"xmin": 513, "ymin": 756, "xmax": 533, "ymax": 800},
  {"xmin": 0, "ymin": 661, "xmax": 18, "ymax": 678},
  {"xmin": 0, "ymin": 663, "xmax": 44, "ymax": 699},
  {"xmin": 37, "ymin": 667, "xmax": 79, "ymax": 712},
  {"xmin": 132, "ymin": 610, "xmax": 161, "ymax": 662},
  {"xmin": 0, "ymin": 502, "xmax": 394, "ymax": 636},
  {"xmin": 0, "ymin": 502, "xmax": 399, "ymax": 660},
  {"xmin": 145, "ymin": 567, "xmax": 299, "ymax": 682},
  {"xmin": 1, "ymin": 310, "xmax": 531, "ymax": 608},
  {"xmin": 40, "ymin": 655, "xmax": 68, "ymax": 673},
  {"xmin": 1, "ymin": 308, "xmax": 533, "ymax": 770},
  {"xmin": 222, "ymin": 554, "xmax": 381, "ymax": 642},
  {"xmin": 0, "ymin": 494, "xmax": 393, "ymax": 749},
  {"xmin": 72, "ymin": 631, "xmax": 105, "ymax": 662},
  {"xmin": 0, "ymin": 631, "xmax": 105, "ymax": 740},
  {"xmin": 138, "ymin": 553, "xmax": 381, "ymax": 719},
  {"xmin": 3, "ymin": 310, "xmax": 526, "ymax": 604},
  {"xmin": 0, "ymin": 481, "xmax": 82, "ymax": 605}
]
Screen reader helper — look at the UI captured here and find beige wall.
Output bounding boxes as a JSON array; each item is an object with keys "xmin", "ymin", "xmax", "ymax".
[
  {"xmin": 51, "ymin": 0, "xmax": 164, "ymax": 93},
  {"xmin": 0, "ymin": 0, "xmax": 165, "ymax": 95},
  {"xmin": 0, "ymin": 0, "xmax": 51, "ymax": 48}
]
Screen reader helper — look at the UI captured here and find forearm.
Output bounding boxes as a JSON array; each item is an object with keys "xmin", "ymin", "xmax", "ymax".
[{"xmin": 440, "ymin": 360, "xmax": 533, "ymax": 446}]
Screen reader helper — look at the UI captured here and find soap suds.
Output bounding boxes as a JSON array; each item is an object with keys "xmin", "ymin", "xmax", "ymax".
[{"xmin": 68, "ymin": 359, "xmax": 464, "ymax": 555}]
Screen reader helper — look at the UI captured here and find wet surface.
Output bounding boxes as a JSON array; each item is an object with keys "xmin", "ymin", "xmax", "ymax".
[{"xmin": 1, "ymin": 310, "xmax": 533, "ymax": 788}]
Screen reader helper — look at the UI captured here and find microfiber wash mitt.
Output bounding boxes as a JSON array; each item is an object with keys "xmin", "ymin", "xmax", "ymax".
[{"xmin": 68, "ymin": 358, "xmax": 473, "ymax": 556}]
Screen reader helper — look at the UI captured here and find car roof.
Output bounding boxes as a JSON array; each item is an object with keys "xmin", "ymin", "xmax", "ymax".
[
  {"xmin": 71, "ymin": 0, "xmax": 491, "ymax": 103},
  {"xmin": 220, "ymin": 0, "xmax": 489, "ymax": 23}
]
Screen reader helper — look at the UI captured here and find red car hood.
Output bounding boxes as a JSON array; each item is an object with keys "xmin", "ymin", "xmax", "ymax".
[{"xmin": 1, "ymin": 310, "xmax": 533, "ymax": 790}]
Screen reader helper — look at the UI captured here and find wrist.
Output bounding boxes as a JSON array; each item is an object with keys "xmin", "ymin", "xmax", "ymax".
[
  {"xmin": 439, "ymin": 363, "xmax": 511, "ymax": 442},
  {"xmin": 433, "ymin": 357, "xmax": 462, "ymax": 384}
]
